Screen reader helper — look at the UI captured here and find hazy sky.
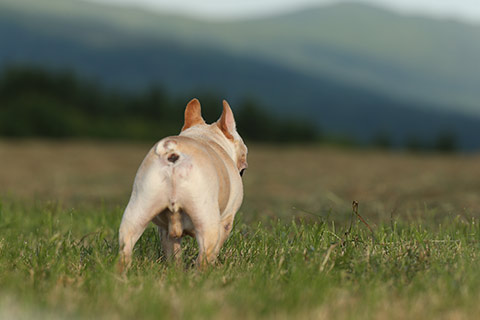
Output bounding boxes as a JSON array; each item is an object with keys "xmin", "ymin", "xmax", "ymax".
[{"xmin": 90, "ymin": 0, "xmax": 480, "ymax": 23}]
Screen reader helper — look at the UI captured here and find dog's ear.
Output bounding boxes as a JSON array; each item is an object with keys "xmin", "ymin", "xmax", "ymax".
[
  {"xmin": 182, "ymin": 98, "xmax": 205, "ymax": 131},
  {"xmin": 217, "ymin": 100, "xmax": 236, "ymax": 140}
]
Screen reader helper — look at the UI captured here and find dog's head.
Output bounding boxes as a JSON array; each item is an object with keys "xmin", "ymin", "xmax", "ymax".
[{"xmin": 181, "ymin": 98, "xmax": 248, "ymax": 176}]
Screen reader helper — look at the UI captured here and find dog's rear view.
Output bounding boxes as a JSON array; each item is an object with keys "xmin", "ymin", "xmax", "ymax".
[{"xmin": 118, "ymin": 99, "xmax": 248, "ymax": 272}]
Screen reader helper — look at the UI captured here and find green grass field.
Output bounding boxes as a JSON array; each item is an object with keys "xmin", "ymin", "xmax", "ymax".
[{"xmin": 1, "ymin": 141, "xmax": 480, "ymax": 319}]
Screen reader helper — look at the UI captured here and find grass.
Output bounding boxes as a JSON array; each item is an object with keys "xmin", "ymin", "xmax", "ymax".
[
  {"xmin": 1, "ymin": 201, "xmax": 480, "ymax": 319},
  {"xmin": 1, "ymin": 140, "xmax": 480, "ymax": 319},
  {"xmin": 2, "ymin": 140, "xmax": 480, "ymax": 223}
]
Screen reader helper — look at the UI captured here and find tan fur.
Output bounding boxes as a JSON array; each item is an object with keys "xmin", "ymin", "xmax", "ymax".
[
  {"xmin": 118, "ymin": 99, "xmax": 248, "ymax": 272},
  {"xmin": 181, "ymin": 98, "xmax": 205, "ymax": 132},
  {"xmin": 218, "ymin": 100, "xmax": 235, "ymax": 140}
]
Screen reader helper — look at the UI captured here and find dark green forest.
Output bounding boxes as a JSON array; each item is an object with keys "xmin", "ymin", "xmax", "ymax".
[
  {"xmin": 0, "ymin": 66, "xmax": 459, "ymax": 152},
  {"xmin": 0, "ymin": 67, "xmax": 319, "ymax": 143}
]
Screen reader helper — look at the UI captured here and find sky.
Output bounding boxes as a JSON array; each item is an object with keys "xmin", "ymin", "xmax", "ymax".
[{"xmin": 90, "ymin": 0, "xmax": 480, "ymax": 23}]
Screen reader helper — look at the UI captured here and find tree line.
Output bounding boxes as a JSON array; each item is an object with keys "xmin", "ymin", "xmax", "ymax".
[
  {"xmin": 0, "ymin": 66, "xmax": 319, "ymax": 143},
  {"xmin": 0, "ymin": 66, "xmax": 457, "ymax": 152}
]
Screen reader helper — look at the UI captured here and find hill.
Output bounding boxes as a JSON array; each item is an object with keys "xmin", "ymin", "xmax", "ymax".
[{"xmin": 1, "ymin": 0, "xmax": 480, "ymax": 149}]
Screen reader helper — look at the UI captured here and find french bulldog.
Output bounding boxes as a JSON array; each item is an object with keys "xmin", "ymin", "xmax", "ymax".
[{"xmin": 118, "ymin": 99, "xmax": 247, "ymax": 271}]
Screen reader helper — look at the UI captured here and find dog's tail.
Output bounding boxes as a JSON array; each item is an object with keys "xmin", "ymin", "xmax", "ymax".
[{"xmin": 155, "ymin": 139, "xmax": 181, "ymax": 165}]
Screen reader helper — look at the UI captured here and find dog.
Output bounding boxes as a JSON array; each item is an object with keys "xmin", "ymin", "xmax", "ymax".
[{"xmin": 118, "ymin": 98, "xmax": 248, "ymax": 271}]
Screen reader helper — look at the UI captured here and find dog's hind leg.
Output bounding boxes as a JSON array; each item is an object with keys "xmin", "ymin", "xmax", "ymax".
[
  {"xmin": 118, "ymin": 194, "xmax": 168, "ymax": 273},
  {"xmin": 188, "ymin": 204, "xmax": 222, "ymax": 269},
  {"xmin": 118, "ymin": 217, "xmax": 146, "ymax": 273},
  {"xmin": 217, "ymin": 214, "xmax": 236, "ymax": 250}
]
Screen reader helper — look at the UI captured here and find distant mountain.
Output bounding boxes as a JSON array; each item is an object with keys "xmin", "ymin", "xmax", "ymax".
[
  {"xmin": 1, "ymin": 0, "xmax": 480, "ymax": 149},
  {"xmin": 3, "ymin": 0, "xmax": 479, "ymax": 115}
]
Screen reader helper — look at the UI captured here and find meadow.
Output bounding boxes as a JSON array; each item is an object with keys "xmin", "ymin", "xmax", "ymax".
[{"xmin": 1, "ymin": 140, "xmax": 480, "ymax": 319}]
